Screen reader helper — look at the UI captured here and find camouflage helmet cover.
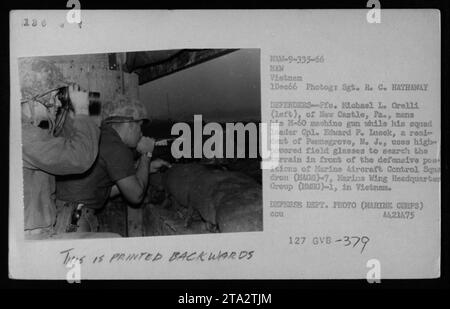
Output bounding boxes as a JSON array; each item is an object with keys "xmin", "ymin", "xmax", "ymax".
[
  {"xmin": 102, "ymin": 94, "xmax": 149, "ymax": 123},
  {"xmin": 18, "ymin": 57, "xmax": 67, "ymax": 101}
]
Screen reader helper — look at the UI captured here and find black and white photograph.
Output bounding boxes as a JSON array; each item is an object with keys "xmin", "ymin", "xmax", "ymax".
[
  {"xmin": 6, "ymin": 7, "xmax": 444, "ymax": 285},
  {"xmin": 19, "ymin": 49, "xmax": 262, "ymax": 240}
]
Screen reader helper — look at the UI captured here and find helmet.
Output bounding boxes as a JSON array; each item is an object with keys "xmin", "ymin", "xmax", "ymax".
[
  {"xmin": 18, "ymin": 57, "xmax": 67, "ymax": 102},
  {"xmin": 102, "ymin": 94, "xmax": 149, "ymax": 123}
]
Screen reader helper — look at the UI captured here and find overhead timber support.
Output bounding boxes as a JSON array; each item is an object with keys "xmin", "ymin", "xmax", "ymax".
[{"xmin": 124, "ymin": 49, "xmax": 239, "ymax": 85}]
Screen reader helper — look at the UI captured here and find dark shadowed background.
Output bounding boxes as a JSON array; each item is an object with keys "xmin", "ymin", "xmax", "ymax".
[{"xmin": 139, "ymin": 49, "xmax": 260, "ymax": 122}]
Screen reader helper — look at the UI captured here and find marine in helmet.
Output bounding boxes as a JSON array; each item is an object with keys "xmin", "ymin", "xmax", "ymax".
[
  {"xmin": 55, "ymin": 94, "xmax": 171, "ymax": 233},
  {"xmin": 19, "ymin": 57, "xmax": 101, "ymax": 239}
]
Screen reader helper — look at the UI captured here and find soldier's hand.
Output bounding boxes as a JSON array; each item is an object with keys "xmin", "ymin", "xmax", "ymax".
[
  {"xmin": 149, "ymin": 158, "xmax": 172, "ymax": 173},
  {"xmin": 68, "ymin": 84, "xmax": 89, "ymax": 116},
  {"xmin": 136, "ymin": 136, "xmax": 155, "ymax": 155}
]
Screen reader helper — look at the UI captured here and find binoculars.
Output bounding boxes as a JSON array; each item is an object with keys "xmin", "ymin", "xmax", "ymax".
[{"xmin": 55, "ymin": 86, "xmax": 73, "ymax": 111}]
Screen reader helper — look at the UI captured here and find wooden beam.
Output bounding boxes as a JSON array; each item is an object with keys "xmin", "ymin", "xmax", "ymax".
[
  {"xmin": 127, "ymin": 206, "xmax": 144, "ymax": 237},
  {"xmin": 133, "ymin": 49, "xmax": 239, "ymax": 85}
]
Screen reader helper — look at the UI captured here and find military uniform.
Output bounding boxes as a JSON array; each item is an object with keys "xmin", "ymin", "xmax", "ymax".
[
  {"xmin": 19, "ymin": 58, "xmax": 100, "ymax": 238},
  {"xmin": 55, "ymin": 95, "xmax": 149, "ymax": 233}
]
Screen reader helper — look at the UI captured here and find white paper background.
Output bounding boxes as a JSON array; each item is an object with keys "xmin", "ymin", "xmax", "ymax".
[{"xmin": 9, "ymin": 9, "xmax": 440, "ymax": 279}]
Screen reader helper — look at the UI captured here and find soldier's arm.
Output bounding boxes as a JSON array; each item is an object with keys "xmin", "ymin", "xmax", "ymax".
[
  {"xmin": 115, "ymin": 154, "xmax": 151, "ymax": 205},
  {"xmin": 22, "ymin": 115, "xmax": 100, "ymax": 175}
]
